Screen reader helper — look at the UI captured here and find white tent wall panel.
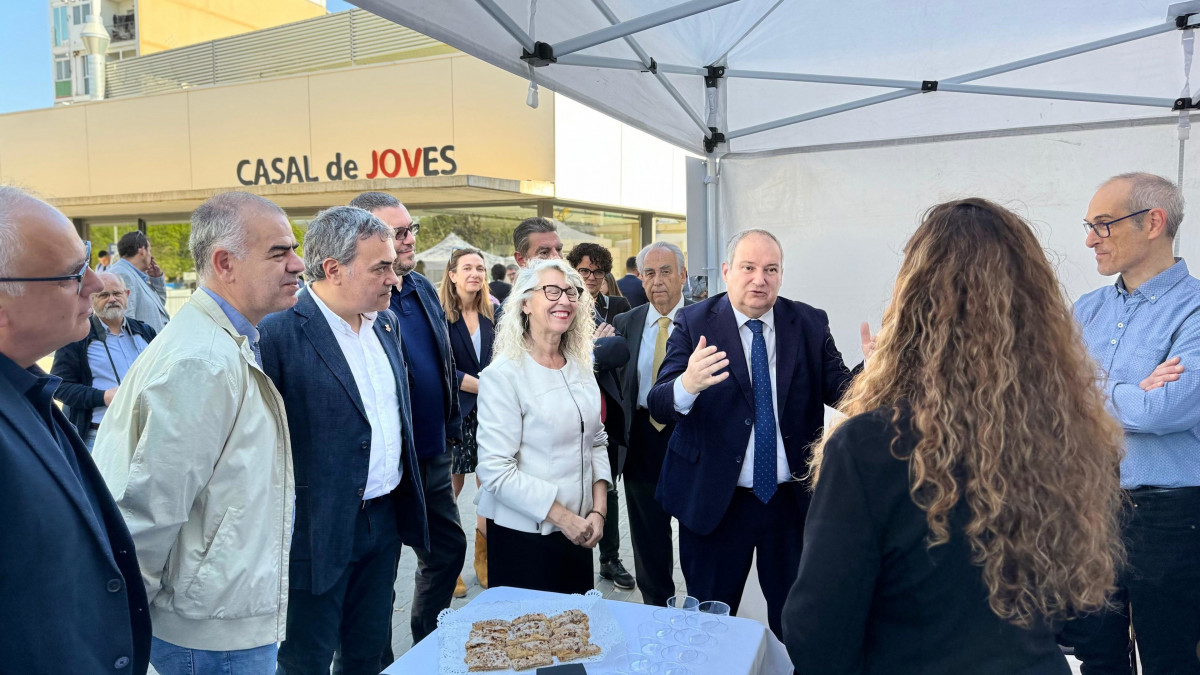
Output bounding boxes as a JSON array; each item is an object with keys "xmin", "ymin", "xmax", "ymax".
[{"xmin": 718, "ymin": 120, "xmax": 1200, "ymax": 363}]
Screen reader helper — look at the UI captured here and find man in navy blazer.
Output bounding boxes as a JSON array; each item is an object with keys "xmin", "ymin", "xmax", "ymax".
[
  {"xmin": 648, "ymin": 229, "xmax": 865, "ymax": 639},
  {"xmin": 0, "ymin": 187, "xmax": 150, "ymax": 674},
  {"xmin": 351, "ymin": 192, "xmax": 465, "ymax": 647},
  {"xmin": 263, "ymin": 207, "xmax": 428, "ymax": 674}
]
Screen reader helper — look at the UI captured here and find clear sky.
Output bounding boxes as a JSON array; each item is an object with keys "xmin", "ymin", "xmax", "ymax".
[{"xmin": 0, "ymin": 0, "xmax": 358, "ymax": 115}]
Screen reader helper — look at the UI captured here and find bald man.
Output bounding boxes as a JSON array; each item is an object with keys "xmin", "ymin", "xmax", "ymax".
[{"xmin": 0, "ymin": 186, "xmax": 151, "ymax": 674}]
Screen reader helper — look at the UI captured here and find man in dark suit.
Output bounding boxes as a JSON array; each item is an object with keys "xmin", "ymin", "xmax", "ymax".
[
  {"xmin": 264, "ymin": 207, "xmax": 429, "ymax": 674},
  {"xmin": 648, "ymin": 229, "xmax": 864, "ymax": 639},
  {"xmin": 618, "ymin": 256, "xmax": 649, "ymax": 307},
  {"xmin": 0, "ymin": 187, "xmax": 150, "ymax": 674},
  {"xmin": 565, "ymin": 241, "xmax": 635, "ymax": 590},
  {"xmin": 488, "ymin": 263, "xmax": 511, "ymax": 303},
  {"xmin": 613, "ymin": 241, "xmax": 693, "ymax": 607},
  {"xmin": 350, "ymin": 192, "xmax": 465, "ymax": 647}
]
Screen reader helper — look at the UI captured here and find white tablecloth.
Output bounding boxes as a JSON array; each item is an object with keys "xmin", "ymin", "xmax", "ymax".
[{"xmin": 382, "ymin": 586, "xmax": 794, "ymax": 675}]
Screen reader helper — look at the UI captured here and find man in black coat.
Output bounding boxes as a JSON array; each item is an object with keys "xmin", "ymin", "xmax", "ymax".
[
  {"xmin": 52, "ymin": 272, "xmax": 157, "ymax": 446},
  {"xmin": 612, "ymin": 241, "xmax": 693, "ymax": 607},
  {"xmin": 617, "ymin": 256, "xmax": 649, "ymax": 307},
  {"xmin": 0, "ymin": 187, "xmax": 151, "ymax": 674},
  {"xmin": 488, "ymin": 263, "xmax": 511, "ymax": 303}
]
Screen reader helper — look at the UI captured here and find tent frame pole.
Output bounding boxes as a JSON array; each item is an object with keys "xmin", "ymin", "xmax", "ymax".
[
  {"xmin": 727, "ymin": 19, "xmax": 1181, "ymax": 141},
  {"xmin": 471, "ymin": 0, "xmax": 534, "ymax": 52},
  {"xmin": 587, "ymin": 0, "xmax": 713, "ymax": 136},
  {"xmin": 553, "ymin": 0, "xmax": 740, "ymax": 58}
]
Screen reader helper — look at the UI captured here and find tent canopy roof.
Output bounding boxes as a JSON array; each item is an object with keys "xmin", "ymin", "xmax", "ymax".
[{"xmin": 351, "ymin": 0, "xmax": 1199, "ymax": 155}]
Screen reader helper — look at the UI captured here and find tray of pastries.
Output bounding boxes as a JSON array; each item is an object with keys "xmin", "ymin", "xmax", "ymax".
[{"xmin": 437, "ymin": 591, "xmax": 621, "ymax": 674}]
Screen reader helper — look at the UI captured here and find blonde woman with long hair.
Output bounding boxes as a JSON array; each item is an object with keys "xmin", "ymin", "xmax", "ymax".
[
  {"xmin": 474, "ymin": 259, "xmax": 610, "ymax": 593},
  {"xmin": 438, "ymin": 246, "xmax": 497, "ymax": 597},
  {"xmin": 782, "ymin": 199, "xmax": 1125, "ymax": 674}
]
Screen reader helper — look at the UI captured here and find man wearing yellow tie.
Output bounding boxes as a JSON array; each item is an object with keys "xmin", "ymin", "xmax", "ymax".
[{"xmin": 612, "ymin": 242, "xmax": 692, "ymax": 607}]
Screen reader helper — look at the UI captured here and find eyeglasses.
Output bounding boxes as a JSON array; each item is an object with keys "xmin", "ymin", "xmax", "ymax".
[
  {"xmin": 576, "ymin": 266, "xmax": 606, "ymax": 279},
  {"xmin": 0, "ymin": 241, "xmax": 91, "ymax": 295},
  {"xmin": 93, "ymin": 290, "xmax": 128, "ymax": 301},
  {"xmin": 1083, "ymin": 209, "xmax": 1149, "ymax": 238},
  {"xmin": 533, "ymin": 284, "xmax": 581, "ymax": 301},
  {"xmin": 392, "ymin": 220, "xmax": 420, "ymax": 240}
]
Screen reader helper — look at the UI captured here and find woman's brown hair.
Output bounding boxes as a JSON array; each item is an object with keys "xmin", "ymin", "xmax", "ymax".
[
  {"xmin": 810, "ymin": 198, "xmax": 1124, "ymax": 627},
  {"xmin": 439, "ymin": 247, "xmax": 495, "ymax": 323}
]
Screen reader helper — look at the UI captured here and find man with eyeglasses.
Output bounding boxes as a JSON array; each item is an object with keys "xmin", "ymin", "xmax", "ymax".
[
  {"xmin": 51, "ymin": 272, "xmax": 157, "ymax": 451},
  {"xmin": 565, "ymin": 241, "xmax": 635, "ymax": 591},
  {"xmin": 348, "ymin": 192, "xmax": 465, "ymax": 655},
  {"xmin": 0, "ymin": 187, "xmax": 150, "ymax": 674},
  {"xmin": 1063, "ymin": 172, "xmax": 1200, "ymax": 674}
]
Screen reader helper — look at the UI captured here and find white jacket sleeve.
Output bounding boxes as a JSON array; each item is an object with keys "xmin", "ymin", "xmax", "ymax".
[
  {"xmin": 475, "ymin": 364, "xmax": 560, "ymax": 523},
  {"xmin": 94, "ymin": 357, "xmax": 238, "ymax": 604}
]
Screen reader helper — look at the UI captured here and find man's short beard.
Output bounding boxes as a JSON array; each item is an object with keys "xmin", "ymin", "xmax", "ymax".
[
  {"xmin": 96, "ymin": 305, "xmax": 126, "ymax": 322},
  {"xmin": 393, "ymin": 258, "xmax": 416, "ymax": 276}
]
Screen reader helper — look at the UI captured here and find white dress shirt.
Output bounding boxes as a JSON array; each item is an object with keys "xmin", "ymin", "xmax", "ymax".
[
  {"xmin": 637, "ymin": 296, "xmax": 686, "ymax": 409},
  {"xmin": 310, "ymin": 288, "xmax": 403, "ymax": 499},
  {"xmin": 672, "ymin": 306, "xmax": 790, "ymax": 486}
]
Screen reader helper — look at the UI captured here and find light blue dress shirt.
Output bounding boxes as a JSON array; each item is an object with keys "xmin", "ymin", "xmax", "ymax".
[
  {"xmin": 200, "ymin": 287, "xmax": 261, "ymax": 366},
  {"xmin": 1074, "ymin": 258, "xmax": 1200, "ymax": 489},
  {"xmin": 87, "ymin": 321, "xmax": 149, "ymax": 424}
]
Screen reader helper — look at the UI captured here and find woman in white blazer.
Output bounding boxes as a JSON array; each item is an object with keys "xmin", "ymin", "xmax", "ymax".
[{"xmin": 475, "ymin": 259, "xmax": 612, "ymax": 594}]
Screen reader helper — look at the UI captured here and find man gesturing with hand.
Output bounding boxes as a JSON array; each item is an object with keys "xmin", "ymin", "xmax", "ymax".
[{"xmin": 648, "ymin": 229, "xmax": 862, "ymax": 639}]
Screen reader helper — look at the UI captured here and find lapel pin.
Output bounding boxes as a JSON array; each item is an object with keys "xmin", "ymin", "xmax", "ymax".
[{"xmin": 384, "ymin": 324, "xmax": 392, "ymax": 332}]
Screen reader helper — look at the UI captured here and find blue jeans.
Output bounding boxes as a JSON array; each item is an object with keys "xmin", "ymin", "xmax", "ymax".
[
  {"xmin": 83, "ymin": 427, "xmax": 96, "ymax": 453},
  {"xmin": 150, "ymin": 637, "xmax": 278, "ymax": 675}
]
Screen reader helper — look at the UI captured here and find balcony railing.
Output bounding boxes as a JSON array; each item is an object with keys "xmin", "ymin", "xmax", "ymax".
[{"xmin": 104, "ymin": 9, "xmax": 446, "ymax": 99}]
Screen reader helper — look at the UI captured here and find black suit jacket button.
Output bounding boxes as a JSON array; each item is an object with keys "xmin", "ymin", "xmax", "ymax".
[
  {"xmin": 735, "ymin": 456, "xmax": 742, "ymax": 463},
  {"xmin": 107, "ymin": 578, "xmax": 122, "ymax": 593},
  {"xmin": 745, "ymin": 418, "xmax": 752, "ymax": 426},
  {"xmin": 358, "ymin": 487, "xmax": 365, "ymax": 497},
  {"xmin": 361, "ymin": 441, "xmax": 369, "ymax": 450},
  {"xmin": 114, "ymin": 656, "xmax": 130, "ymax": 669}
]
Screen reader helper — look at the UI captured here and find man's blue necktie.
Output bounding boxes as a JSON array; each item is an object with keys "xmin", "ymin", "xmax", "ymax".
[{"xmin": 746, "ymin": 319, "xmax": 777, "ymax": 504}]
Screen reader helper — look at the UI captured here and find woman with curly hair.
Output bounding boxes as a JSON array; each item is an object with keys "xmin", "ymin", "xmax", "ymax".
[
  {"xmin": 475, "ymin": 259, "xmax": 611, "ymax": 593},
  {"xmin": 782, "ymin": 199, "xmax": 1125, "ymax": 674}
]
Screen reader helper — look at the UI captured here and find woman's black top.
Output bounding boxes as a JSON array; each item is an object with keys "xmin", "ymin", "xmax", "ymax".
[{"xmin": 782, "ymin": 407, "xmax": 1070, "ymax": 675}]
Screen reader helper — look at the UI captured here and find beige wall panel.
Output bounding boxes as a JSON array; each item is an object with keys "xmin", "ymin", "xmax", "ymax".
[
  {"xmin": 307, "ymin": 61, "xmax": 456, "ymax": 184},
  {"xmin": 188, "ymin": 78, "xmax": 313, "ymax": 189},
  {"xmin": 87, "ymin": 93, "xmax": 193, "ymax": 195},
  {"xmin": 0, "ymin": 106, "xmax": 92, "ymax": 199},
  {"xmin": 450, "ymin": 57, "xmax": 555, "ymax": 184}
]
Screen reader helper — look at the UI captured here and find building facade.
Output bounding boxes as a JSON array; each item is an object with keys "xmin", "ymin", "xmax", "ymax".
[{"xmin": 50, "ymin": 0, "xmax": 327, "ymax": 104}]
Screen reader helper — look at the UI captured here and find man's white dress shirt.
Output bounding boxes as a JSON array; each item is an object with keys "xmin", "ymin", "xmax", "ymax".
[{"xmin": 310, "ymin": 288, "xmax": 403, "ymax": 499}]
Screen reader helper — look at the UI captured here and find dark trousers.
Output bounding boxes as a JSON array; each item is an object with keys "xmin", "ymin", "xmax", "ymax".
[
  {"xmin": 410, "ymin": 451, "xmax": 467, "ymax": 644},
  {"xmin": 599, "ymin": 485, "xmax": 621, "ymax": 563},
  {"xmin": 625, "ymin": 409, "xmax": 676, "ymax": 607},
  {"xmin": 678, "ymin": 481, "xmax": 806, "ymax": 641},
  {"xmin": 278, "ymin": 496, "xmax": 400, "ymax": 675},
  {"xmin": 487, "ymin": 519, "xmax": 594, "ymax": 594},
  {"xmin": 1060, "ymin": 487, "xmax": 1200, "ymax": 675}
]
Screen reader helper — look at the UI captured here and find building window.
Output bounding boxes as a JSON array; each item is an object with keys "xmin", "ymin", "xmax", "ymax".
[
  {"xmin": 72, "ymin": 2, "xmax": 92, "ymax": 25},
  {"xmin": 80, "ymin": 56, "xmax": 90, "ymax": 96},
  {"xmin": 54, "ymin": 56, "xmax": 72, "ymax": 98},
  {"xmin": 552, "ymin": 206, "xmax": 642, "ymax": 274},
  {"xmin": 52, "ymin": 6, "xmax": 70, "ymax": 46}
]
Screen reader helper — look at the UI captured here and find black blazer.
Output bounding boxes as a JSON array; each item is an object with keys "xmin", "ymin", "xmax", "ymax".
[
  {"xmin": 0, "ymin": 356, "xmax": 151, "ymax": 674},
  {"xmin": 595, "ymin": 293, "xmax": 631, "ymax": 324},
  {"xmin": 647, "ymin": 293, "xmax": 857, "ymax": 535},
  {"xmin": 616, "ymin": 274, "xmax": 649, "ymax": 307},
  {"xmin": 448, "ymin": 311, "xmax": 497, "ymax": 419},
  {"xmin": 51, "ymin": 315, "xmax": 157, "ymax": 433},
  {"xmin": 611, "ymin": 299, "xmax": 695, "ymax": 446},
  {"xmin": 782, "ymin": 408, "xmax": 1070, "ymax": 675},
  {"xmin": 260, "ymin": 288, "xmax": 429, "ymax": 594},
  {"xmin": 489, "ymin": 280, "xmax": 511, "ymax": 303}
]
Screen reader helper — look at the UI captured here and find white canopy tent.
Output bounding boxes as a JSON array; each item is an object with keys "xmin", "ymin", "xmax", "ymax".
[{"xmin": 351, "ymin": 0, "xmax": 1200, "ymax": 354}]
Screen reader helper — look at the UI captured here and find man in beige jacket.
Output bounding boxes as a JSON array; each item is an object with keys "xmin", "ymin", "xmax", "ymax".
[{"xmin": 94, "ymin": 192, "xmax": 305, "ymax": 675}]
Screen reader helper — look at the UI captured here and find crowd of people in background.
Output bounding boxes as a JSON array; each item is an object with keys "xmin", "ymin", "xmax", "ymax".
[{"xmin": 0, "ymin": 171, "xmax": 1197, "ymax": 675}]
